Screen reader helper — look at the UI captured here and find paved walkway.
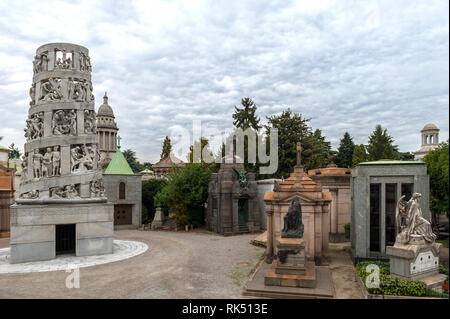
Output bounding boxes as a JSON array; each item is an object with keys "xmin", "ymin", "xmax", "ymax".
[
  {"xmin": 0, "ymin": 230, "xmax": 264, "ymax": 298},
  {"xmin": 0, "ymin": 240, "xmax": 148, "ymax": 274},
  {"xmin": 328, "ymin": 243, "xmax": 364, "ymax": 299}
]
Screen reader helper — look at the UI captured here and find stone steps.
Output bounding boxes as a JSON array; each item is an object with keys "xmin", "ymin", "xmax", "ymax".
[{"xmin": 239, "ymin": 223, "xmax": 250, "ymax": 234}]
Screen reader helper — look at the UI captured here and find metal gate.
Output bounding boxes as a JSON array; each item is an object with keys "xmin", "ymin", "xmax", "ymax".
[
  {"xmin": 55, "ymin": 224, "xmax": 76, "ymax": 255},
  {"xmin": 0, "ymin": 190, "xmax": 12, "ymax": 232},
  {"xmin": 114, "ymin": 204, "xmax": 132, "ymax": 225}
]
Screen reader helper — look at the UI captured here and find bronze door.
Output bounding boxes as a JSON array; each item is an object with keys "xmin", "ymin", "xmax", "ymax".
[{"xmin": 114, "ymin": 204, "xmax": 132, "ymax": 225}]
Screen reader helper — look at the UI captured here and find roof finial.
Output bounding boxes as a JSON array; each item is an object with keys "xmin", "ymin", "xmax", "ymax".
[
  {"xmin": 103, "ymin": 91, "xmax": 108, "ymax": 104},
  {"xmin": 117, "ymin": 135, "xmax": 122, "ymax": 149}
]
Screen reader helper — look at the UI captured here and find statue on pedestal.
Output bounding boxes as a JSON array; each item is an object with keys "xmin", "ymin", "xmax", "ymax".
[
  {"xmin": 395, "ymin": 192, "xmax": 436, "ymax": 245},
  {"xmin": 282, "ymin": 195, "xmax": 304, "ymax": 238}
]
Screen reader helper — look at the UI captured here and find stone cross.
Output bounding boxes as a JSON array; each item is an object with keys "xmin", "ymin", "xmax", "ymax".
[{"xmin": 296, "ymin": 142, "xmax": 302, "ymax": 166}]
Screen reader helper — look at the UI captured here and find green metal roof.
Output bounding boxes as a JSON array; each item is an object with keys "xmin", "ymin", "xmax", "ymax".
[
  {"xmin": 357, "ymin": 160, "xmax": 425, "ymax": 166},
  {"xmin": 104, "ymin": 148, "xmax": 135, "ymax": 175},
  {"xmin": 0, "ymin": 145, "xmax": 9, "ymax": 151}
]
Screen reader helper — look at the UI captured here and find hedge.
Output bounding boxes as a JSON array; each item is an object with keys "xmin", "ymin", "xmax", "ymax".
[{"xmin": 356, "ymin": 261, "xmax": 427, "ymax": 296}]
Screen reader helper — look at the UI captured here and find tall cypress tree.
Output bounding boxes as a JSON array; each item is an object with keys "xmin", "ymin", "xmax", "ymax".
[
  {"xmin": 367, "ymin": 125, "xmax": 399, "ymax": 161},
  {"xmin": 335, "ymin": 132, "xmax": 355, "ymax": 168},
  {"xmin": 160, "ymin": 136, "xmax": 172, "ymax": 159},
  {"xmin": 232, "ymin": 98, "xmax": 261, "ymax": 131}
]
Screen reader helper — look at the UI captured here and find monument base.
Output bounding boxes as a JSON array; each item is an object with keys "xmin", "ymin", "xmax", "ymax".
[
  {"xmin": 386, "ymin": 242, "xmax": 441, "ymax": 281},
  {"xmin": 10, "ymin": 202, "xmax": 114, "ymax": 264},
  {"xmin": 151, "ymin": 208, "xmax": 164, "ymax": 230},
  {"xmin": 264, "ymin": 238, "xmax": 317, "ymax": 288}
]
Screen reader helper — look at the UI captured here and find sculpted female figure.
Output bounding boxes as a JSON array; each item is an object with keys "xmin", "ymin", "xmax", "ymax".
[{"xmin": 396, "ymin": 193, "xmax": 436, "ymax": 244}]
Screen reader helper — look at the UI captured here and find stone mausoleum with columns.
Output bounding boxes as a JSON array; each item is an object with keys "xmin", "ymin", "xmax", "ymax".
[
  {"xmin": 97, "ymin": 92, "xmax": 119, "ymax": 170},
  {"xmin": 9, "ymin": 43, "xmax": 114, "ymax": 263},
  {"xmin": 413, "ymin": 123, "xmax": 440, "ymax": 161}
]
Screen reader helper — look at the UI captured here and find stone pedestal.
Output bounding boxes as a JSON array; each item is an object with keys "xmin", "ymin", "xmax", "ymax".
[
  {"xmin": 386, "ymin": 242, "xmax": 441, "ymax": 281},
  {"xmin": 264, "ymin": 238, "xmax": 317, "ymax": 288},
  {"xmin": 10, "ymin": 202, "xmax": 113, "ymax": 263},
  {"xmin": 151, "ymin": 207, "xmax": 164, "ymax": 230},
  {"xmin": 386, "ymin": 242, "xmax": 446, "ymax": 291}
]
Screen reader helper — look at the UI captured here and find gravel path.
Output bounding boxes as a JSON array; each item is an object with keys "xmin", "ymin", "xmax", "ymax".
[{"xmin": 0, "ymin": 229, "xmax": 264, "ymax": 298}]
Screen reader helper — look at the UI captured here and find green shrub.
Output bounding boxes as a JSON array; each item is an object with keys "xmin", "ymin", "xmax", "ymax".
[
  {"xmin": 439, "ymin": 264, "xmax": 449, "ymax": 284},
  {"xmin": 142, "ymin": 179, "xmax": 167, "ymax": 221},
  {"xmin": 356, "ymin": 262, "xmax": 427, "ymax": 296},
  {"xmin": 344, "ymin": 223, "xmax": 351, "ymax": 239}
]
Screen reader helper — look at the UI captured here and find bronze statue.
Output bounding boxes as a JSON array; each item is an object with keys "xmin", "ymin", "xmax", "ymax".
[{"xmin": 281, "ymin": 195, "xmax": 304, "ymax": 238}]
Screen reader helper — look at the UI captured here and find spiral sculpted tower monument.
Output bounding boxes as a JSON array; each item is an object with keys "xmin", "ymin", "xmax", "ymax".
[{"xmin": 10, "ymin": 43, "xmax": 114, "ymax": 263}]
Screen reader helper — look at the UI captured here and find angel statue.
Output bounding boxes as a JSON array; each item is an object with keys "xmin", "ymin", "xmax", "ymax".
[
  {"xmin": 233, "ymin": 168, "xmax": 248, "ymax": 191},
  {"xmin": 395, "ymin": 192, "xmax": 436, "ymax": 245}
]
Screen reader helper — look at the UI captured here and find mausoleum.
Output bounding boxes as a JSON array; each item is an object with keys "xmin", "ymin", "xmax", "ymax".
[
  {"xmin": 351, "ymin": 160, "xmax": 430, "ymax": 263},
  {"xmin": 10, "ymin": 43, "xmax": 114, "ymax": 263},
  {"xmin": 96, "ymin": 92, "xmax": 119, "ymax": 170},
  {"xmin": 103, "ymin": 138, "xmax": 142, "ymax": 228},
  {"xmin": 206, "ymin": 154, "xmax": 260, "ymax": 235},
  {"xmin": 308, "ymin": 158, "xmax": 351, "ymax": 242},
  {"xmin": 413, "ymin": 123, "xmax": 440, "ymax": 161},
  {"xmin": 264, "ymin": 143, "xmax": 331, "ymax": 264}
]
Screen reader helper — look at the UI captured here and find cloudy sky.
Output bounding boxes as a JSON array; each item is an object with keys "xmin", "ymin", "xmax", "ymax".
[{"xmin": 0, "ymin": 0, "xmax": 448, "ymax": 163}]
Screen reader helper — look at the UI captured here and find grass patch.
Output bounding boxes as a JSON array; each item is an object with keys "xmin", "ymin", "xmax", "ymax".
[
  {"xmin": 228, "ymin": 267, "xmax": 246, "ymax": 287},
  {"xmin": 436, "ymin": 238, "xmax": 449, "ymax": 248}
]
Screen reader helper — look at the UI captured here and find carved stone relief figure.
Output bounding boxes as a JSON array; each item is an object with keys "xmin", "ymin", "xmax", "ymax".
[
  {"xmin": 79, "ymin": 52, "xmax": 92, "ymax": 72},
  {"xmin": 71, "ymin": 144, "xmax": 95, "ymax": 173},
  {"xmin": 40, "ymin": 78, "xmax": 63, "ymax": 102},
  {"xmin": 52, "ymin": 110, "xmax": 77, "ymax": 135},
  {"xmin": 32, "ymin": 149, "xmax": 43, "ymax": 179},
  {"xmin": 29, "ymin": 84, "xmax": 36, "ymax": 106},
  {"xmin": 50, "ymin": 184, "xmax": 79, "ymax": 199},
  {"xmin": 42, "ymin": 147, "xmax": 52, "ymax": 178},
  {"xmin": 32, "ymin": 52, "xmax": 48, "ymax": 74},
  {"xmin": 55, "ymin": 50, "xmax": 73, "ymax": 69},
  {"xmin": 51, "ymin": 146, "xmax": 61, "ymax": 176},
  {"xmin": 24, "ymin": 112, "xmax": 44, "ymax": 141},
  {"xmin": 89, "ymin": 80, "xmax": 95, "ymax": 101},
  {"xmin": 84, "ymin": 110, "xmax": 96, "ymax": 134},
  {"xmin": 20, "ymin": 190, "xmax": 39, "ymax": 199},
  {"xmin": 90, "ymin": 179, "xmax": 105, "ymax": 197},
  {"xmin": 21, "ymin": 153, "xmax": 28, "ymax": 182}
]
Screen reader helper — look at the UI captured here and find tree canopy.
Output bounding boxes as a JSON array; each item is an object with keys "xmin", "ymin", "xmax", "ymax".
[
  {"xmin": 335, "ymin": 132, "xmax": 355, "ymax": 168},
  {"xmin": 423, "ymin": 140, "xmax": 449, "ymax": 216},
  {"xmin": 160, "ymin": 136, "xmax": 172, "ymax": 159},
  {"xmin": 154, "ymin": 163, "xmax": 212, "ymax": 227},
  {"xmin": 232, "ymin": 98, "xmax": 262, "ymax": 131},
  {"xmin": 367, "ymin": 124, "xmax": 400, "ymax": 161},
  {"xmin": 264, "ymin": 108, "xmax": 331, "ymax": 178},
  {"xmin": 352, "ymin": 144, "xmax": 369, "ymax": 167}
]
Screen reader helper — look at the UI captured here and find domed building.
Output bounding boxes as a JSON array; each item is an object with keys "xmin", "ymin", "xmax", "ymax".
[
  {"xmin": 97, "ymin": 92, "xmax": 119, "ymax": 170},
  {"xmin": 413, "ymin": 123, "xmax": 440, "ymax": 161}
]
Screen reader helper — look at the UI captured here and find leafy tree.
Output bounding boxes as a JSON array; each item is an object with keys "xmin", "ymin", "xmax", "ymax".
[
  {"xmin": 154, "ymin": 163, "xmax": 212, "ymax": 227},
  {"xmin": 367, "ymin": 125, "xmax": 400, "ymax": 161},
  {"xmin": 122, "ymin": 149, "xmax": 142, "ymax": 173},
  {"xmin": 423, "ymin": 140, "xmax": 449, "ymax": 217},
  {"xmin": 142, "ymin": 162, "xmax": 153, "ymax": 170},
  {"xmin": 8, "ymin": 143, "xmax": 21, "ymax": 159},
  {"xmin": 160, "ymin": 136, "xmax": 172, "ymax": 159},
  {"xmin": 232, "ymin": 97, "xmax": 261, "ymax": 131},
  {"xmin": 335, "ymin": 132, "xmax": 355, "ymax": 168},
  {"xmin": 264, "ymin": 108, "xmax": 331, "ymax": 178},
  {"xmin": 399, "ymin": 152, "xmax": 414, "ymax": 161},
  {"xmin": 142, "ymin": 179, "xmax": 167, "ymax": 222},
  {"xmin": 352, "ymin": 144, "xmax": 369, "ymax": 167}
]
